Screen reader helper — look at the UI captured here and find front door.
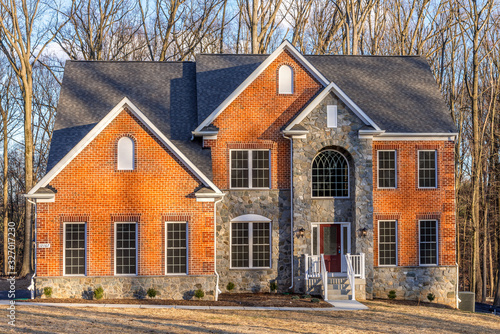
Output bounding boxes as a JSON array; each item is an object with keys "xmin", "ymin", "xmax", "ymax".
[{"xmin": 320, "ymin": 224, "xmax": 341, "ymax": 272}]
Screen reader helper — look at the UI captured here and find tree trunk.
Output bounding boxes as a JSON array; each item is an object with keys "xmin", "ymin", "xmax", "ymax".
[{"xmin": 19, "ymin": 73, "xmax": 34, "ymax": 278}]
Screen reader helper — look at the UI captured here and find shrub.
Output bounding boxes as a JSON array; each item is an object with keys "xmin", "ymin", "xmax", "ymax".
[
  {"xmin": 134, "ymin": 287, "xmax": 147, "ymax": 299},
  {"xmin": 270, "ymin": 281, "xmax": 278, "ymax": 292},
  {"xmin": 226, "ymin": 282, "xmax": 235, "ymax": 291},
  {"xmin": 43, "ymin": 287, "xmax": 53, "ymax": 298},
  {"xmin": 282, "ymin": 292, "xmax": 290, "ymax": 295},
  {"xmin": 194, "ymin": 289, "xmax": 205, "ymax": 299},
  {"xmin": 147, "ymin": 288, "xmax": 158, "ymax": 299},
  {"xmin": 301, "ymin": 294, "xmax": 312, "ymax": 299},
  {"xmin": 427, "ymin": 293, "xmax": 435, "ymax": 302},
  {"xmin": 94, "ymin": 287, "xmax": 104, "ymax": 300},
  {"xmin": 311, "ymin": 298, "xmax": 320, "ymax": 303},
  {"xmin": 291, "ymin": 295, "xmax": 300, "ymax": 300},
  {"xmin": 388, "ymin": 290, "xmax": 397, "ymax": 300}
]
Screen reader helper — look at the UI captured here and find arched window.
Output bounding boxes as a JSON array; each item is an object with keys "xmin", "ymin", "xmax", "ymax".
[
  {"xmin": 278, "ymin": 65, "xmax": 294, "ymax": 94},
  {"xmin": 312, "ymin": 150, "xmax": 349, "ymax": 198},
  {"xmin": 117, "ymin": 137, "xmax": 134, "ymax": 170}
]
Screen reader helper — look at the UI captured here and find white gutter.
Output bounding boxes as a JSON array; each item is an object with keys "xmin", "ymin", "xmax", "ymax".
[
  {"xmin": 283, "ymin": 134, "xmax": 294, "ymax": 291},
  {"xmin": 213, "ymin": 197, "xmax": 224, "ymax": 301}
]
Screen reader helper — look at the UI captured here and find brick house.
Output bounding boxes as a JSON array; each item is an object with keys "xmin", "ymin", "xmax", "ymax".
[{"xmin": 27, "ymin": 41, "xmax": 458, "ymax": 306}]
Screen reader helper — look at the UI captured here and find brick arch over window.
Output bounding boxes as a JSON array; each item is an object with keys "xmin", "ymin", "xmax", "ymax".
[
  {"xmin": 116, "ymin": 135, "xmax": 136, "ymax": 170},
  {"xmin": 312, "ymin": 149, "xmax": 350, "ymax": 198}
]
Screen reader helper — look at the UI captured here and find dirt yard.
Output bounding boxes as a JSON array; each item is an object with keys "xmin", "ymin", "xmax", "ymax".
[{"xmin": 2, "ymin": 299, "xmax": 499, "ymax": 333}]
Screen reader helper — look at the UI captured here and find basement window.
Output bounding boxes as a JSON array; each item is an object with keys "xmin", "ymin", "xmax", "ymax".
[{"xmin": 278, "ymin": 65, "xmax": 294, "ymax": 94}]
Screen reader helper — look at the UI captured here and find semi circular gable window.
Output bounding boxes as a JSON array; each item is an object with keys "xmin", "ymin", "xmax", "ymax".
[
  {"xmin": 117, "ymin": 137, "xmax": 135, "ymax": 170},
  {"xmin": 278, "ymin": 65, "xmax": 294, "ymax": 94},
  {"xmin": 312, "ymin": 150, "xmax": 349, "ymax": 198}
]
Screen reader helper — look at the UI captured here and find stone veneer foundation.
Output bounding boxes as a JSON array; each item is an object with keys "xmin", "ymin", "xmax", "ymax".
[
  {"xmin": 36, "ymin": 276, "xmax": 217, "ymax": 300},
  {"xmin": 373, "ymin": 266, "xmax": 458, "ymax": 307}
]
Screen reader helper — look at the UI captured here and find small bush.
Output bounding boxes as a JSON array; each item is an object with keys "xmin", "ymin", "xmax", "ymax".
[
  {"xmin": 194, "ymin": 289, "xmax": 205, "ymax": 299},
  {"xmin": 226, "ymin": 282, "xmax": 235, "ymax": 291},
  {"xmin": 427, "ymin": 293, "xmax": 435, "ymax": 302},
  {"xmin": 147, "ymin": 288, "xmax": 158, "ymax": 299},
  {"xmin": 388, "ymin": 290, "xmax": 397, "ymax": 300},
  {"xmin": 270, "ymin": 281, "xmax": 278, "ymax": 292},
  {"xmin": 43, "ymin": 287, "xmax": 53, "ymax": 298},
  {"xmin": 282, "ymin": 292, "xmax": 290, "ymax": 295},
  {"xmin": 94, "ymin": 287, "xmax": 104, "ymax": 300},
  {"xmin": 311, "ymin": 298, "xmax": 320, "ymax": 303},
  {"xmin": 301, "ymin": 294, "xmax": 312, "ymax": 299},
  {"xmin": 134, "ymin": 287, "xmax": 147, "ymax": 299},
  {"xmin": 291, "ymin": 295, "xmax": 300, "ymax": 300}
]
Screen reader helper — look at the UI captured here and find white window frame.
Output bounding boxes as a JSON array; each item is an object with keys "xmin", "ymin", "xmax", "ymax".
[
  {"xmin": 417, "ymin": 150, "xmax": 437, "ymax": 189},
  {"xmin": 114, "ymin": 222, "xmax": 138, "ymax": 276},
  {"xmin": 229, "ymin": 221, "xmax": 272, "ymax": 269},
  {"xmin": 418, "ymin": 219, "xmax": 439, "ymax": 266},
  {"xmin": 278, "ymin": 65, "xmax": 294, "ymax": 94},
  {"xmin": 377, "ymin": 150, "xmax": 397, "ymax": 189},
  {"xmin": 377, "ymin": 220, "xmax": 398, "ymax": 267},
  {"xmin": 229, "ymin": 149, "xmax": 271, "ymax": 189},
  {"xmin": 63, "ymin": 222, "xmax": 87, "ymax": 276},
  {"xmin": 117, "ymin": 136, "xmax": 135, "ymax": 170},
  {"xmin": 165, "ymin": 221, "xmax": 188, "ymax": 275},
  {"xmin": 311, "ymin": 150, "xmax": 350, "ymax": 199},
  {"xmin": 327, "ymin": 105, "xmax": 338, "ymax": 128}
]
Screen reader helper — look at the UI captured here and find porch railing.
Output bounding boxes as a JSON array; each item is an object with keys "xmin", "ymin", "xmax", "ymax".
[
  {"xmin": 345, "ymin": 253, "xmax": 356, "ymax": 301},
  {"xmin": 349, "ymin": 253, "xmax": 366, "ymax": 279},
  {"xmin": 304, "ymin": 254, "xmax": 321, "ymax": 279},
  {"xmin": 320, "ymin": 254, "xmax": 328, "ymax": 301}
]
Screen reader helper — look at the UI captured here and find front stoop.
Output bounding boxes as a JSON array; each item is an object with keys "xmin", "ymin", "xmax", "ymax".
[{"xmin": 326, "ymin": 277, "xmax": 366, "ymax": 301}]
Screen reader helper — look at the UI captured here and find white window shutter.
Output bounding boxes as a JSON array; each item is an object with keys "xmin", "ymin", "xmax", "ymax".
[
  {"xmin": 327, "ymin": 105, "xmax": 337, "ymax": 128},
  {"xmin": 117, "ymin": 137, "xmax": 134, "ymax": 170}
]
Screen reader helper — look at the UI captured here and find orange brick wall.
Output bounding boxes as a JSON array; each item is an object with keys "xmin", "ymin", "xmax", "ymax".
[
  {"xmin": 207, "ymin": 50, "xmax": 322, "ymax": 189},
  {"xmin": 373, "ymin": 140, "xmax": 456, "ymax": 267},
  {"xmin": 36, "ymin": 108, "xmax": 215, "ymax": 277}
]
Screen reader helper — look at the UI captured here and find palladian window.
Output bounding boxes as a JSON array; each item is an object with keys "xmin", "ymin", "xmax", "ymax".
[
  {"xmin": 312, "ymin": 150, "xmax": 349, "ymax": 198},
  {"xmin": 278, "ymin": 65, "xmax": 294, "ymax": 94}
]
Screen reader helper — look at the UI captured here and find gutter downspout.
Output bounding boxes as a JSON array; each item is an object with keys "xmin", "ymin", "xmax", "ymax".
[
  {"xmin": 26, "ymin": 199, "xmax": 36, "ymax": 299},
  {"xmin": 283, "ymin": 135, "xmax": 294, "ymax": 291},
  {"xmin": 214, "ymin": 197, "xmax": 224, "ymax": 301}
]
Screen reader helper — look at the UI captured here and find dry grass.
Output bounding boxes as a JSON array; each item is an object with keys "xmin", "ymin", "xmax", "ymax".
[{"xmin": 2, "ymin": 300, "xmax": 499, "ymax": 333}]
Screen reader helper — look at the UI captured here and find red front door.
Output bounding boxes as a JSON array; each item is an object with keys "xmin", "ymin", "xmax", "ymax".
[{"xmin": 320, "ymin": 224, "xmax": 341, "ymax": 272}]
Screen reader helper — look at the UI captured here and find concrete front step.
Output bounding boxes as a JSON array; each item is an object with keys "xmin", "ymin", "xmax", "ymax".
[
  {"xmin": 326, "ymin": 295, "xmax": 352, "ymax": 301},
  {"xmin": 328, "ymin": 278, "xmax": 349, "ymax": 285}
]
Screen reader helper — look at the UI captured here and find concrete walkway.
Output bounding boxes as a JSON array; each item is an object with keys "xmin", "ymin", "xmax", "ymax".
[{"xmin": 0, "ymin": 299, "xmax": 368, "ymax": 311}]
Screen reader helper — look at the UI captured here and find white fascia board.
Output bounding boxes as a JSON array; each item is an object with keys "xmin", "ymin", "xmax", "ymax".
[
  {"xmin": 29, "ymin": 97, "xmax": 222, "ymax": 195},
  {"xmin": 193, "ymin": 40, "xmax": 329, "ymax": 134},
  {"xmin": 285, "ymin": 83, "xmax": 381, "ymax": 131},
  {"xmin": 372, "ymin": 133, "xmax": 458, "ymax": 141}
]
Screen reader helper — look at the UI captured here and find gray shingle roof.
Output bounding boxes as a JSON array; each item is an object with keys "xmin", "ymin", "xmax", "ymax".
[
  {"xmin": 195, "ymin": 54, "xmax": 455, "ymax": 133},
  {"xmin": 48, "ymin": 61, "xmax": 213, "ymax": 179},
  {"xmin": 49, "ymin": 53, "xmax": 455, "ymax": 184}
]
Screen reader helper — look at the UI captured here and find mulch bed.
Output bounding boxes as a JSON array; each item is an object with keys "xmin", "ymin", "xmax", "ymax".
[
  {"xmin": 20, "ymin": 292, "xmax": 332, "ymax": 308},
  {"xmin": 373, "ymin": 298, "xmax": 454, "ymax": 309}
]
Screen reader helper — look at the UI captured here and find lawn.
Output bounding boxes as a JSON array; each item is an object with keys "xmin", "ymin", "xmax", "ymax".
[{"xmin": 2, "ymin": 300, "xmax": 499, "ymax": 333}]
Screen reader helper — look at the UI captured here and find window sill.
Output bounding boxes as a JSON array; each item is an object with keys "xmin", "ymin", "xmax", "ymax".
[{"xmin": 417, "ymin": 187, "xmax": 438, "ymax": 190}]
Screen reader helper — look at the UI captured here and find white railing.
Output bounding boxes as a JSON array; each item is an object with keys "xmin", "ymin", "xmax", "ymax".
[
  {"xmin": 320, "ymin": 254, "xmax": 328, "ymax": 301},
  {"xmin": 304, "ymin": 254, "xmax": 321, "ymax": 279},
  {"xmin": 345, "ymin": 253, "xmax": 356, "ymax": 301},
  {"xmin": 349, "ymin": 253, "xmax": 366, "ymax": 279}
]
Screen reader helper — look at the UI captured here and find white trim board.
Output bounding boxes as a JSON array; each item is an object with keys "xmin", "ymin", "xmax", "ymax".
[
  {"xmin": 284, "ymin": 82, "xmax": 381, "ymax": 131},
  {"xmin": 194, "ymin": 40, "xmax": 330, "ymax": 133},
  {"xmin": 28, "ymin": 97, "xmax": 222, "ymax": 196}
]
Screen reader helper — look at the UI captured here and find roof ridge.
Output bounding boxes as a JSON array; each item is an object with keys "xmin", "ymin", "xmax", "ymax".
[{"xmin": 68, "ymin": 60, "xmax": 194, "ymax": 63}]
